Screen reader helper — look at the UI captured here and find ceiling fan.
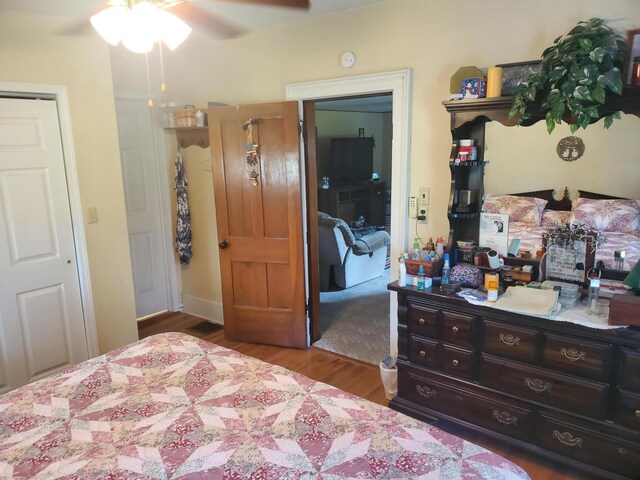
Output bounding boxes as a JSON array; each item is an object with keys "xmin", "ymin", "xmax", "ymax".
[{"xmin": 68, "ymin": 0, "xmax": 310, "ymax": 53}]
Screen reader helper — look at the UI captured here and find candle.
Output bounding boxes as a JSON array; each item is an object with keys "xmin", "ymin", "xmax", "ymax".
[{"xmin": 487, "ymin": 66, "xmax": 503, "ymax": 98}]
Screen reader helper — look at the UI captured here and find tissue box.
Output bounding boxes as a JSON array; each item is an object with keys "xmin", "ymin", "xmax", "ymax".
[{"xmin": 460, "ymin": 77, "xmax": 487, "ymax": 98}]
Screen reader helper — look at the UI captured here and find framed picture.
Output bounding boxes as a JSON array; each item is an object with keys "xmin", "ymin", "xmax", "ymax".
[
  {"xmin": 496, "ymin": 60, "xmax": 542, "ymax": 96},
  {"xmin": 543, "ymin": 231, "xmax": 597, "ymax": 285},
  {"xmin": 624, "ymin": 29, "xmax": 640, "ymax": 86}
]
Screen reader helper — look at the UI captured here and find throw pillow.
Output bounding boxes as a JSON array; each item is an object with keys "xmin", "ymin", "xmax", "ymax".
[
  {"xmin": 571, "ymin": 198, "xmax": 640, "ymax": 233},
  {"xmin": 482, "ymin": 194, "xmax": 548, "ymax": 226}
]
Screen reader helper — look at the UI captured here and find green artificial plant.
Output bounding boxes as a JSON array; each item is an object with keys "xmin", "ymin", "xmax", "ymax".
[{"xmin": 509, "ymin": 18, "xmax": 627, "ymax": 134}]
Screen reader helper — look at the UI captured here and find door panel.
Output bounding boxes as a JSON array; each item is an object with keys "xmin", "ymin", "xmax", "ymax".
[
  {"xmin": 0, "ymin": 98, "xmax": 88, "ymax": 392},
  {"xmin": 209, "ymin": 102, "xmax": 306, "ymax": 348},
  {"xmin": 115, "ymin": 99, "xmax": 170, "ymax": 318},
  {"xmin": 17, "ymin": 284, "xmax": 70, "ymax": 380}
]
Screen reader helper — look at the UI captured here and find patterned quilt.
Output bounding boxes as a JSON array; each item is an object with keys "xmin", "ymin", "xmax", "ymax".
[{"xmin": 0, "ymin": 333, "xmax": 529, "ymax": 479}]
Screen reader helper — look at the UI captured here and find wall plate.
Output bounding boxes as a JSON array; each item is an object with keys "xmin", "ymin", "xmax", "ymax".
[{"xmin": 341, "ymin": 51, "xmax": 356, "ymax": 68}]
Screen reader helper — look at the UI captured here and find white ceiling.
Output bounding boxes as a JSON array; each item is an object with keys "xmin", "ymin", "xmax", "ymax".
[
  {"xmin": 0, "ymin": 0, "xmax": 382, "ymax": 30},
  {"xmin": 316, "ymin": 95, "xmax": 392, "ymax": 113}
]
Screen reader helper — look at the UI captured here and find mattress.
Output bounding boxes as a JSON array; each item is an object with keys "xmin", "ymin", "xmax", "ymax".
[{"xmin": 0, "ymin": 333, "xmax": 529, "ymax": 479}]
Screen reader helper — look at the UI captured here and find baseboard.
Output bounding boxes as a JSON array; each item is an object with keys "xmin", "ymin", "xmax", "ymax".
[{"xmin": 182, "ymin": 295, "xmax": 224, "ymax": 325}]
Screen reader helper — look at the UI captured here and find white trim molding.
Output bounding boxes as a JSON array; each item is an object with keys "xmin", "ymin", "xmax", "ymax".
[
  {"xmin": 0, "ymin": 81, "xmax": 99, "ymax": 357},
  {"xmin": 286, "ymin": 69, "xmax": 413, "ymax": 358},
  {"xmin": 182, "ymin": 295, "xmax": 224, "ymax": 325}
]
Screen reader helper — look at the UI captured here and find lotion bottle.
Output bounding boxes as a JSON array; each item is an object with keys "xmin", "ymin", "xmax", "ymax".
[
  {"xmin": 417, "ymin": 265, "xmax": 426, "ymax": 291},
  {"xmin": 398, "ymin": 259, "xmax": 407, "ymax": 287},
  {"xmin": 442, "ymin": 253, "xmax": 451, "ymax": 285}
]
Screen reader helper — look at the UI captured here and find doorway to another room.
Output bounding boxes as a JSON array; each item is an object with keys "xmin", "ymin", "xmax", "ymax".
[{"xmin": 311, "ymin": 94, "xmax": 393, "ymax": 365}]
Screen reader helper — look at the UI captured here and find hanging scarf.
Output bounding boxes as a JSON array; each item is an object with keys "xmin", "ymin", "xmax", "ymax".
[{"xmin": 175, "ymin": 147, "xmax": 192, "ymax": 264}]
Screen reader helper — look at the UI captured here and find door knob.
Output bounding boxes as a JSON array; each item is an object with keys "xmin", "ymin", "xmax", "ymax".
[{"xmin": 218, "ymin": 239, "xmax": 229, "ymax": 249}]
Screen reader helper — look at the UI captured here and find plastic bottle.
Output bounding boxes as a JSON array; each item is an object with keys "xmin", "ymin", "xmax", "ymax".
[
  {"xmin": 485, "ymin": 271, "xmax": 499, "ymax": 302},
  {"xmin": 417, "ymin": 265, "xmax": 426, "ymax": 291},
  {"xmin": 398, "ymin": 259, "xmax": 407, "ymax": 287},
  {"xmin": 436, "ymin": 237, "xmax": 444, "ymax": 259},
  {"xmin": 410, "ymin": 238, "xmax": 421, "ymax": 260},
  {"xmin": 441, "ymin": 253, "xmax": 451, "ymax": 285}
]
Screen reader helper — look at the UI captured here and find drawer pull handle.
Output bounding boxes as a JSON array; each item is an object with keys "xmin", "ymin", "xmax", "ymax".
[
  {"xmin": 419, "ymin": 350, "xmax": 427, "ymax": 357},
  {"xmin": 451, "ymin": 326, "xmax": 459, "ymax": 334},
  {"xmin": 525, "ymin": 377, "xmax": 552, "ymax": 394},
  {"xmin": 499, "ymin": 333, "xmax": 520, "ymax": 347},
  {"xmin": 418, "ymin": 318, "xmax": 426, "ymax": 325},
  {"xmin": 492, "ymin": 410, "xmax": 518, "ymax": 426},
  {"xmin": 416, "ymin": 384, "xmax": 437, "ymax": 399},
  {"xmin": 454, "ymin": 395, "xmax": 464, "ymax": 402},
  {"xmin": 618, "ymin": 447, "xmax": 627, "ymax": 455},
  {"xmin": 552, "ymin": 430, "xmax": 583, "ymax": 448},
  {"xmin": 635, "ymin": 410, "xmax": 640, "ymax": 418},
  {"xmin": 451, "ymin": 359, "xmax": 459, "ymax": 367},
  {"xmin": 560, "ymin": 347, "xmax": 586, "ymax": 362}
]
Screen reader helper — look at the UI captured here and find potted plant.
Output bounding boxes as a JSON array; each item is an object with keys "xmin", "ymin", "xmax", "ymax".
[{"xmin": 509, "ymin": 18, "xmax": 627, "ymax": 133}]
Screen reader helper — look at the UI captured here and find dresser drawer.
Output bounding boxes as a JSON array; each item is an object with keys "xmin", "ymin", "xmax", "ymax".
[
  {"xmin": 408, "ymin": 336, "xmax": 438, "ymax": 368},
  {"xmin": 442, "ymin": 311, "xmax": 473, "ymax": 348},
  {"xmin": 614, "ymin": 389, "xmax": 640, "ymax": 430},
  {"xmin": 481, "ymin": 355, "xmax": 609, "ymax": 418},
  {"xmin": 538, "ymin": 413, "xmax": 640, "ymax": 478},
  {"xmin": 408, "ymin": 306, "xmax": 438, "ymax": 338},
  {"xmin": 403, "ymin": 368, "xmax": 534, "ymax": 442},
  {"xmin": 440, "ymin": 344, "xmax": 474, "ymax": 380},
  {"xmin": 620, "ymin": 348, "xmax": 640, "ymax": 392},
  {"xmin": 483, "ymin": 320, "xmax": 537, "ymax": 363},
  {"xmin": 542, "ymin": 333, "xmax": 612, "ymax": 380}
]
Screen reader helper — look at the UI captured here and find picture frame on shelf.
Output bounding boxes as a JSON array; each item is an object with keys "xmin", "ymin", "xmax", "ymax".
[
  {"xmin": 496, "ymin": 60, "xmax": 542, "ymax": 96},
  {"xmin": 624, "ymin": 29, "xmax": 640, "ymax": 86}
]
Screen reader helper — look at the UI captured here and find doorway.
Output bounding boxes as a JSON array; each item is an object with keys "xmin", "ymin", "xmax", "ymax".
[
  {"xmin": 287, "ymin": 69, "xmax": 412, "ymax": 360},
  {"xmin": 115, "ymin": 95, "xmax": 179, "ymax": 319},
  {"xmin": 311, "ymin": 94, "xmax": 393, "ymax": 364}
]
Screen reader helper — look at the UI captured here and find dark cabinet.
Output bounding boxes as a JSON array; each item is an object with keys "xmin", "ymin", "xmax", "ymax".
[
  {"xmin": 389, "ymin": 282, "xmax": 640, "ymax": 480},
  {"xmin": 317, "ymin": 182, "xmax": 386, "ymax": 225}
]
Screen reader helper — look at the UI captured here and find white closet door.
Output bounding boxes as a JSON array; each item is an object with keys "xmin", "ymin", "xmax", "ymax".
[
  {"xmin": 115, "ymin": 98, "xmax": 170, "ymax": 318},
  {"xmin": 0, "ymin": 98, "xmax": 88, "ymax": 393}
]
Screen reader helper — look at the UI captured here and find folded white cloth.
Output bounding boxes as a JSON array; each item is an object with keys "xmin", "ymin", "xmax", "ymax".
[{"xmin": 493, "ymin": 286, "xmax": 559, "ymax": 317}]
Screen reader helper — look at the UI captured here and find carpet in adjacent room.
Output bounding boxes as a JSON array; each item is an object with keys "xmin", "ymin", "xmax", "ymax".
[{"xmin": 312, "ymin": 271, "xmax": 390, "ymax": 365}]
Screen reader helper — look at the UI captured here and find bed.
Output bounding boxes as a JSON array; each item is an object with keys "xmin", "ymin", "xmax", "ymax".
[
  {"xmin": 483, "ymin": 188, "xmax": 640, "ymax": 271},
  {"xmin": 0, "ymin": 333, "xmax": 529, "ymax": 479}
]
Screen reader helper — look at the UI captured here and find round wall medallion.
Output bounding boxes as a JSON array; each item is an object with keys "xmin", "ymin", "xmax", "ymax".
[{"xmin": 556, "ymin": 136, "xmax": 585, "ymax": 162}]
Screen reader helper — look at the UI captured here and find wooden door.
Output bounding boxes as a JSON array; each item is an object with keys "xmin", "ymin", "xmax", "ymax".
[
  {"xmin": 0, "ymin": 98, "xmax": 88, "ymax": 393},
  {"xmin": 209, "ymin": 102, "xmax": 307, "ymax": 348}
]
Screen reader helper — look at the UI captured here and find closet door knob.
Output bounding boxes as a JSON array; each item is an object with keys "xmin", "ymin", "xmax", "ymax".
[{"xmin": 218, "ymin": 239, "xmax": 229, "ymax": 249}]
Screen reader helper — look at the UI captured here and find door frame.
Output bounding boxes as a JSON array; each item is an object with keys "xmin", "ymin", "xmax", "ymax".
[
  {"xmin": 286, "ymin": 69, "xmax": 412, "ymax": 357},
  {"xmin": 0, "ymin": 81, "xmax": 99, "ymax": 357},
  {"xmin": 114, "ymin": 92, "xmax": 181, "ymax": 315}
]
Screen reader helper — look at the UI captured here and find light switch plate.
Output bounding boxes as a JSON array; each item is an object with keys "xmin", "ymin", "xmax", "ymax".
[
  {"xmin": 87, "ymin": 207, "xmax": 98, "ymax": 224},
  {"xmin": 419, "ymin": 187, "xmax": 430, "ymax": 205}
]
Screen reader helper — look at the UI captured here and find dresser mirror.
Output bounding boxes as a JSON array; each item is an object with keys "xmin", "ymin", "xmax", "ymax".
[{"xmin": 482, "ymin": 113, "xmax": 640, "ymax": 274}]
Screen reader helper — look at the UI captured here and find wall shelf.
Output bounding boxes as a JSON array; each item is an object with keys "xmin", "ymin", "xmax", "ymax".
[{"xmin": 165, "ymin": 126, "xmax": 209, "ymax": 149}]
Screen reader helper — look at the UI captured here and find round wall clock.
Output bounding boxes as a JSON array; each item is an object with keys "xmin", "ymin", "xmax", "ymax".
[{"xmin": 556, "ymin": 136, "xmax": 585, "ymax": 162}]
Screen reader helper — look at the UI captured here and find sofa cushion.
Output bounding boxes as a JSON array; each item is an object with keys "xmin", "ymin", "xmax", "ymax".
[
  {"xmin": 353, "ymin": 230, "xmax": 391, "ymax": 255},
  {"xmin": 317, "ymin": 212, "xmax": 356, "ymax": 246}
]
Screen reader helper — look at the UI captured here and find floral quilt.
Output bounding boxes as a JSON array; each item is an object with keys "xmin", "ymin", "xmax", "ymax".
[{"xmin": 0, "ymin": 333, "xmax": 529, "ymax": 479}]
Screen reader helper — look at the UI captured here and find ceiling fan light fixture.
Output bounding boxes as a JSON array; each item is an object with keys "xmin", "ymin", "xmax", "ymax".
[
  {"xmin": 90, "ymin": 1, "xmax": 191, "ymax": 53},
  {"xmin": 158, "ymin": 9, "xmax": 192, "ymax": 51},
  {"xmin": 90, "ymin": 5, "xmax": 127, "ymax": 46}
]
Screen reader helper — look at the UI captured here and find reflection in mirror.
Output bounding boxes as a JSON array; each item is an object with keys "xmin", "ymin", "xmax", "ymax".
[{"xmin": 483, "ymin": 114, "xmax": 640, "ymax": 272}]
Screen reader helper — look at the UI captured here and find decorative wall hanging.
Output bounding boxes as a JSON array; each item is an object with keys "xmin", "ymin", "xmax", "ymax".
[
  {"xmin": 556, "ymin": 136, "xmax": 585, "ymax": 162},
  {"xmin": 174, "ymin": 146, "xmax": 192, "ymax": 265},
  {"xmin": 243, "ymin": 118, "xmax": 260, "ymax": 186}
]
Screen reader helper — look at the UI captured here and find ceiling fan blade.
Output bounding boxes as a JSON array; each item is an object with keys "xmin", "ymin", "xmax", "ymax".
[
  {"xmin": 204, "ymin": 0, "xmax": 310, "ymax": 9},
  {"xmin": 167, "ymin": 3, "xmax": 245, "ymax": 38}
]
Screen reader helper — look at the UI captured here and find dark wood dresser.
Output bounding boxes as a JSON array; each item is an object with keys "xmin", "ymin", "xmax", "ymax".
[{"xmin": 388, "ymin": 282, "xmax": 640, "ymax": 479}]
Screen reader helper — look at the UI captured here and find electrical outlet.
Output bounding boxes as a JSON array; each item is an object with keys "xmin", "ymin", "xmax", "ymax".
[
  {"xmin": 408, "ymin": 196, "xmax": 418, "ymax": 218},
  {"xmin": 418, "ymin": 206, "xmax": 429, "ymax": 223},
  {"xmin": 419, "ymin": 187, "xmax": 430, "ymax": 205}
]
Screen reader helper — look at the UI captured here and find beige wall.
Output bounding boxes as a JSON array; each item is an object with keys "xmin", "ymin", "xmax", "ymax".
[
  {"xmin": 0, "ymin": 10, "xmax": 138, "ymax": 353},
  {"xmin": 485, "ymin": 114, "xmax": 640, "ymax": 199},
  {"xmin": 315, "ymin": 110, "xmax": 387, "ymax": 183},
  {"xmin": 110, "ymin": 0, "xmax": 640, "ymax": 316}
]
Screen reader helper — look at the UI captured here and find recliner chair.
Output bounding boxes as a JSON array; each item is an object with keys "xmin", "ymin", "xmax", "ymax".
[{"xmin": 317, "ymin": 211, "xmax": 391, "ymax": 291}]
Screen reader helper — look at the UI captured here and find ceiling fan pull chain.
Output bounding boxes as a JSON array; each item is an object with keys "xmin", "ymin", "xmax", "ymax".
[{"xmin": 145, "ymin": 52, "xmax": 153, "ymax": 108}]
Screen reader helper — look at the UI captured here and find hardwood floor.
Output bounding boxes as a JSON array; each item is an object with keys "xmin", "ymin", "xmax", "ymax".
[{"xmin": 139, "ymin": 312, "xmax": 585, "ymax": 480}]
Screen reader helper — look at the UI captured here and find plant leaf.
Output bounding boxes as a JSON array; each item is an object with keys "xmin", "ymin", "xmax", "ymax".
[
  {"xmin": 589, "ymin": 46, "xmax": 606, "ymax": 63},
  {"xmin": 569, "ymin": 122, "xmax": 580, "ymax": 133},
  {"xmin": 604, "ymin": 115, "xmax": 613, "ymax": 129},
  {"xmin": 591, "ymin": 84, "xmax": 606, "ymax": 103},
  {"xmin": 573, "ymin": 85, "xmax": 592, "ymax": 101},
  {"xmin": 612, "ymin": 111, "xmax": 621, "ymax": 119},
  {"xmin": 546, "ymin": 115, "xmax": 557, "ymax": 134}
]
